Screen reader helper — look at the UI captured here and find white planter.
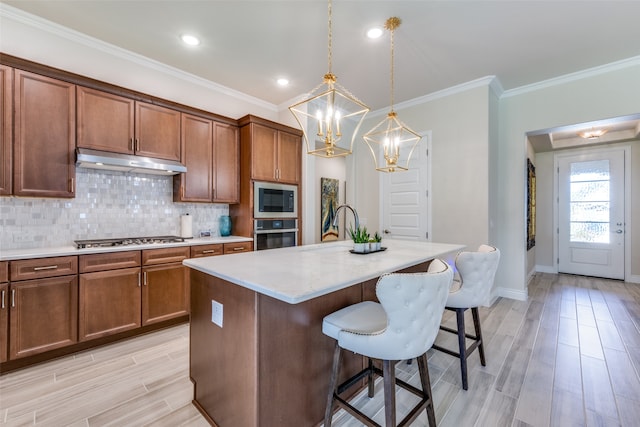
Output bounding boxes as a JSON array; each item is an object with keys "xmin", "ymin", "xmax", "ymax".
[
  {"xmin": 353, "ymin": 243, "xmax": 367, "ymax": 253},
  {"xmin": 372, "ymin": 242, "xmax": 381, "ymax": 251}
]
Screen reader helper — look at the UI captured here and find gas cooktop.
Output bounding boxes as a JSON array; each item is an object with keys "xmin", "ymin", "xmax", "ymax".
[{"xmin": 74, "ymin": 236, "xmax": 186, "ymax": 249}]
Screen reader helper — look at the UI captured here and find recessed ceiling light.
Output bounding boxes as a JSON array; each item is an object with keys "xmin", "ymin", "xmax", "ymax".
[
  {"xmin": 366, "ymin": 27, "xmax": 383, "ymax": 39},
  {"xmin": 277, "ymin": 78, "xmax": 289, "ymax": 86},
  {"xmin": 180, "ymin": 34, "xmax": 200, "ymax": 46}
]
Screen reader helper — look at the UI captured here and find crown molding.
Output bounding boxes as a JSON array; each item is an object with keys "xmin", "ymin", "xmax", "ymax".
[
  {"xmin": 0, "ymin": 4, "xmax": 277, "ymax": 113},
  {"xmin": 502, "ymin": 55, "xmax": 640, "ymax": 98},
  {"xmin": 365, "ymin": 76, "xmax": 500, "ymax": 118}
]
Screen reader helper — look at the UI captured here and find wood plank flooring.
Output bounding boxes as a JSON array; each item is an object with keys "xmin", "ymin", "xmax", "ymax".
[{"xmin": 1, "ymin": 273, "xmax": 639, "ymax": 426}]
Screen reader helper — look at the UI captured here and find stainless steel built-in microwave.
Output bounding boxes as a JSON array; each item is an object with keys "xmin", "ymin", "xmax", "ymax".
[{"xmin": 253, "ymin": 182, "xmax": 298, "ymax": 219}]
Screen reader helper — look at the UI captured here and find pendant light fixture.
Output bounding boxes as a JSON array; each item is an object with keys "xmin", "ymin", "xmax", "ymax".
[
  {"xmin": 289, "ymin": 0, "xmax": 370, "ymax": 158},
  {"xmin": 363, "ymin": 17, "xmax": 421, "ymax": 172}
]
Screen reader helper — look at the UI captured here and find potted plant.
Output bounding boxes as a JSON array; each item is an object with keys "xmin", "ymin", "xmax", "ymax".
[
  {"xmin": 372, "ymin": 232, "xmax": 382, "ymax": 251},
  {"xmin": 349, "ymin": 225, "xmax": 370, "ymax": 253}
]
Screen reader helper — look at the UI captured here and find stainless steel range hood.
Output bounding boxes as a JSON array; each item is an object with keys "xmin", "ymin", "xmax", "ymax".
[{"xmin": 76, "ymin": 148, "xmax": 187, "ymax": 175}]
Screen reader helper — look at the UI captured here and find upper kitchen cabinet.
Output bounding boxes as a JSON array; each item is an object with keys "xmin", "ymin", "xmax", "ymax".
[
  {"xmin": 212, "ymin": 122, "xmax": 240, "ymax": 203},
  {"xmin": 14, "ymin": 70, "xmax": 76, "ymax": 198},
  {"xmin": 174, "ymin": 115, "xmax": 239, "ymax": 203},
  {"xmin": 0, "ymin": 65, "xmax": 12, "ymax": 196},
  {"xmin": 78, "ymin": 86, "xmax": 181, "ymax": 162},
  {"xmin": 239, "ymin": 115, "xmax": 302, "ymax": 185}
]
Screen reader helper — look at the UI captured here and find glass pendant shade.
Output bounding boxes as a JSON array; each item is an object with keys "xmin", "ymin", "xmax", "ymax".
[
  {"xmin": 363, "ymin": 16, "xmax": 421, "ymax": 172},
  {"xmin": 289, "ymin": 0, "xmax": 369, "ymax": 158}
]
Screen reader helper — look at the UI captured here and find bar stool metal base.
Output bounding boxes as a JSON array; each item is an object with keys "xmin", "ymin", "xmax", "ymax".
[
  {"xmin": 324, "ymin": 343, "xmax": 437, "ymax": 427},
  {"xmin": 431, "ymin": 306, "xmax": 485, "ymax": 390}
]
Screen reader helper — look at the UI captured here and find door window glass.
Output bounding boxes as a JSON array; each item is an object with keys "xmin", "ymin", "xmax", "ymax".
[{"xmin": 569, "ymin": 160, "xmax": 610, "ymax": 243}]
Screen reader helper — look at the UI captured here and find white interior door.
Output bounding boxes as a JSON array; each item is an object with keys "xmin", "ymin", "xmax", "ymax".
[
  {"xmin": 382, "ymin": 136, "xmax": 430, "ymax": 241},
  {"xmin": 557, "ymin": 149, "xmax": 625, "ymax": 279}
]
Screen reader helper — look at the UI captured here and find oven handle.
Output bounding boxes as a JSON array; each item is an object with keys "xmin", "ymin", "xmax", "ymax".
[{"xmin": 253, "ymin": 228, "xmax": 298, "ymax": 235}]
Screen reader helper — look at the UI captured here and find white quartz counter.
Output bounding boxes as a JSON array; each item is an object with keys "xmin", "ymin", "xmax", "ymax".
[
  {"xmin": 0, "ymin": 236, "xmax": 253, "ymax": 261},
  {"xmin": 183, "ymin": 240, "xmax": 464, "ymax": 304}
]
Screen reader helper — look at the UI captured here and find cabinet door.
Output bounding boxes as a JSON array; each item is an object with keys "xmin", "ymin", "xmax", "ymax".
[
  {"xmin": 135, "ymin": 101, "xmax": 181, "ymax": 161},
  {"xmin": 14, "ymin": 70, "xmax": 75, "ymax": 198},
  {"xmin": 213, "ymin": 122, "xmax": 240, "ymax": 203},
  {"xmin": 0, "ymin": 65, "xmax": 12, "ymax": 196},
  {"xmin": 0, "ymin": 282, "xmax": 7, "ymax": 363},
  {"xmin": 142, "ymin": 262, "xmax": 189, "ymax": 325},
  {"xmin": 250, "ymin": 123, "xmax": 278, "ymax": 182},
  {"xmin": 79, "ymin": 268, "xmax": 141, "ymax": 342},
  {"xmin": 9, "ymin": 275, "xmax": 78, "ymax": 359},
  {"xmin": 77, "ymin": 86, "xmax": 135, "ymax": 154},
  {"xmin": 175, "ymin": 114, "xmax": 212, "ymax": 202},
  {"xmin": 277, "ymin": 131, "xmax": 301, "ymax": 184}
]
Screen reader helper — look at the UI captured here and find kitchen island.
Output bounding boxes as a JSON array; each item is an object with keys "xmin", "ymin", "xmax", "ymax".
[{"xmin": 184, "ymin": 239, "xmax": 464, "ymax": 427}]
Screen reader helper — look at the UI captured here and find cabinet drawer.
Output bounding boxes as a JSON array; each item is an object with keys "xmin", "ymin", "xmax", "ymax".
[
  {"xmin": 0, "ymin": 261, "xmax": 7, "ymax": 283},
  {"xmin": 142, "ymin": 247, "xmax": 190, "ymax": 266},
  {"xmin": 79, "ymin": 251, "xmax": 141, "ymax": 273},
  {"xmin": 223, "ymin": 242, "xmax": 253, "ymax": 254},
  {"xmin": 191, "ymin": 244, "xmax": 224, "ymax": 258},
  {"xmin": 10, "ymin": 256, "xmax": 78, "ymax": 281}
]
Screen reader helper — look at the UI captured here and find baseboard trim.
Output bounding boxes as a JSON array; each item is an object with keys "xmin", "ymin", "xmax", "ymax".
[
  {"xmin": 627, "ymin": 274, "xmax": 640, "ymax": 284},
  {"xmin": 535, "ymin": 265, "xmax": 556, "ymax": 274},
  {"xmin": 496, "ymin": 286, "xmax": 528, "ymax": 302}
]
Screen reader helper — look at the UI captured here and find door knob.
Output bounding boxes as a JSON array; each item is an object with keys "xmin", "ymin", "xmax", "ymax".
[
  {"xmin": 616, "ymin": 229, "xmax": 623, "ymax": 234},
  {"xmin": 384, "ymin": 229, "xmax": 391, "ymax": 234}
]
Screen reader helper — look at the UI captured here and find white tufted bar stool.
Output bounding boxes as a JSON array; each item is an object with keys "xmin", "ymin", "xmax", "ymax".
[
  {"xmin": 322, "ymin": 259, "xmax": 453, "ymax": 427},
  {"xmin": 431, "ymin": 244, "xmax": 500, "ymax": 390}
]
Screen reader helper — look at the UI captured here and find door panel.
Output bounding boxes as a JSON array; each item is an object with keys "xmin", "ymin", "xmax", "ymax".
[
  {"xmin": 382, "ymin": 137, "xmax": 430, "ymax": 241},
  {"xmin": 558, "ymin": 149, "xmax": 625, "ymax": 279}
]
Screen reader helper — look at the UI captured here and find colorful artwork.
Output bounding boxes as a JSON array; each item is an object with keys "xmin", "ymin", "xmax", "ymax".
[{"xmin": 321, "ymin": 178, "xmax": 339, "ymax": 241}]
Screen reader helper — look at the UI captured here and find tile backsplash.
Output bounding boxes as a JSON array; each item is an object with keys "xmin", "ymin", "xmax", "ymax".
[{"xmin": 0, "ymin": 169, "xmax": 229, "ymax": 250}]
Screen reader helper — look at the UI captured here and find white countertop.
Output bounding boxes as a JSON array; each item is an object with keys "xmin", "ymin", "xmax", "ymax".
[
  {"xmin": 183, "ymin": 240, "xmax": 465, "ymax": 304},
  {"xmin": 0, "ymin": 236, "xmax": 253, "ymax": 261}
]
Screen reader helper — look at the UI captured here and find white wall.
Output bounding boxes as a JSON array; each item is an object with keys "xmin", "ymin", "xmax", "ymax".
[
  {"xmin": 498, "ymin": 61, "xmax": 640, "ymax": 297},
  {"xmin": 351, "ymin": 83, "xmax": 493, "ymax": 254}
]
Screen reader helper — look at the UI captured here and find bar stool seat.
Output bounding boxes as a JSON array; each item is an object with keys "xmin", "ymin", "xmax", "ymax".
[{"xmin": 323, "ymin": 259, "xmax": 453, "ymax": 427}]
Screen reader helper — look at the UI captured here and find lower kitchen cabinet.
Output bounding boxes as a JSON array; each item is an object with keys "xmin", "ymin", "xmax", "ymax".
[
  {"xmin": 223, "ymin": 241, "xmax": 253, "ymax": 254},
  {"xmin": 79, "ymin": 267, "xmax": 142, "ymax": 342},
  {"xmin": 0, "ymin": 262, "xmax": 7, "ymax": 363},
  {"xmin": 9, "ymin": 275, "xmax": 78, "ymax": 360},
  {"xmin": 142, "ymin": 262, "xmax": 189, "ymax": 325}
]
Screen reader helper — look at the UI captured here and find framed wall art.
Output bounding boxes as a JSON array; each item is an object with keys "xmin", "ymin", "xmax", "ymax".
[{"xmin": 321, "ymin": 177, "xmax": 339, "ymax": 241}]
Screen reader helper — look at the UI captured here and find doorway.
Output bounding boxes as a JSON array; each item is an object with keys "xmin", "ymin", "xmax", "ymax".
[
  {"xmin": 381, "ymin": 132, "xmax": 431, "ymax": 241},
  {"xmin": 555, "ymin": 147, "xmax": 628, "ymax": 280}
]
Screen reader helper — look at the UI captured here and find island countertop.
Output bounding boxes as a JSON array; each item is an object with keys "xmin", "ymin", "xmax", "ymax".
[{"xmin": 183, "ymin": 239, "xmax": 464, "ymax": 304}]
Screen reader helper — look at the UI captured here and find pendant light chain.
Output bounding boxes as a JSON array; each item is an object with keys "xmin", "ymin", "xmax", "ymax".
[
  {"xmin": 327, "ymin": 0, "xmax": 332, "ymax": 74},
  {"xmin": 385, "ymin": 17, "xmax": 401, "ymax": 113}
]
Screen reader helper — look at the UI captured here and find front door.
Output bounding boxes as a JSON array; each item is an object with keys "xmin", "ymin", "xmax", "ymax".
[
  {"xmin": 382, "ymin": 134, "xmax": 430, "ymax": 241},
  {"xmin": 557, "ymin": 148, "xmax": 625, "ymax": 279}
]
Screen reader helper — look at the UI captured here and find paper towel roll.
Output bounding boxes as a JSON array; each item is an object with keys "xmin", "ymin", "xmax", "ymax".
[{"xmin": 180, "ymin": 214, "xmax": 192, "ymax": 238}]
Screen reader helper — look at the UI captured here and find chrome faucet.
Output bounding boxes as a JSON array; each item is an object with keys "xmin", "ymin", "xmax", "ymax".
[{"xmin": 332, "ymin": 204, "xmax": 360, "ymax": 231}]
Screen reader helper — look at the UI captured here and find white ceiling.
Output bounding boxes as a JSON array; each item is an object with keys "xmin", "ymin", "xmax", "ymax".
[
  {"xmin": 3, "ymin": 1, "xmax": 640, "ymax": 150},
  {"xmin": 5, "ymin": 1, "xmax": 640, "ymax": 109}
]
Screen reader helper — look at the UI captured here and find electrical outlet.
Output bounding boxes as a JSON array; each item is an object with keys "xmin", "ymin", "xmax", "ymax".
[{"xmin": 211, "ymin": 300, "xmax": 223, "ymax": 327}]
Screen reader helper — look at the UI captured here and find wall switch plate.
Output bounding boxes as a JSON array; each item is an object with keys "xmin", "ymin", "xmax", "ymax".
[{"xmin": 211, "ymin": 300, "xmax": 223, "ymax": 327}]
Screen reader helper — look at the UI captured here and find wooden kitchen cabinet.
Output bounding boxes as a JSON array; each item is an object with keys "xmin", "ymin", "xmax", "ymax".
[
  {"xmin": 9, "ymin": 274, "xmax": 78, "ymax": 360},
  {"xmin": 77, "ymin": 85, "xmax": 181, "ymax": 161},
  {"xmin": 135, "ymin": 101, "xmax": 181, "ymax": 161},
  {"xmin": 0, "ymin": 65, "xmax": 12, "ymax": 196},
  {"xmin": 78, "ymin": 251, "xmax": 142, "ymax": 342},
  {"xmin": 77, "ymin": 86, "xmax": 135, "ymax": 154},
  {"xmin": 13, "ymin": 69, "xmax": 76, "ymax": 198},
  {"xmin": 174, "ymin": 116, "xmax": 239, "ymax": 203},
  {"xmin": 223, "ymin": 241, "xmax": 253, "ymax": 254},
  {"xmin": 1, "ymin": 261, "xmax": 8, "ymax": 363},
  {"xmin": 191, "ymin": 244, "xmax": 224, "ymax": 258},
  {"xmin": 213, "ymin": 122, "xmax": 240, "ymax": 203},
  {"xmin": 142, "ymin": 247, "xmax": 190, "ymax": 325},
  {"xmin": 239, "ymin": 115, "xmax": 302, "ymax": 185}
]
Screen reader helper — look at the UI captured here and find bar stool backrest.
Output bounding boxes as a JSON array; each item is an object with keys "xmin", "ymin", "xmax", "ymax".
[
  {"xmin": 449, "ymin": 244, "xmax": 500, "ymax": 308},
  {"xmin": 337, "ymin": 258, "xmax": 453, "ymax": 361}
]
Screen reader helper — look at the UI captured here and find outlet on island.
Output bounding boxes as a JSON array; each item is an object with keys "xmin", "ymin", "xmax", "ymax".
[{"xmin": 211, "ymin": 300, "xmax": 223, "ymax": 327}]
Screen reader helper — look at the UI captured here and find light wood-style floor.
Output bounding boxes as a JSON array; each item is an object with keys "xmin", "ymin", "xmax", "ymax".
[{"xmin": 1, "ymin": 273, "xmax": 639, "ymax": 426}]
